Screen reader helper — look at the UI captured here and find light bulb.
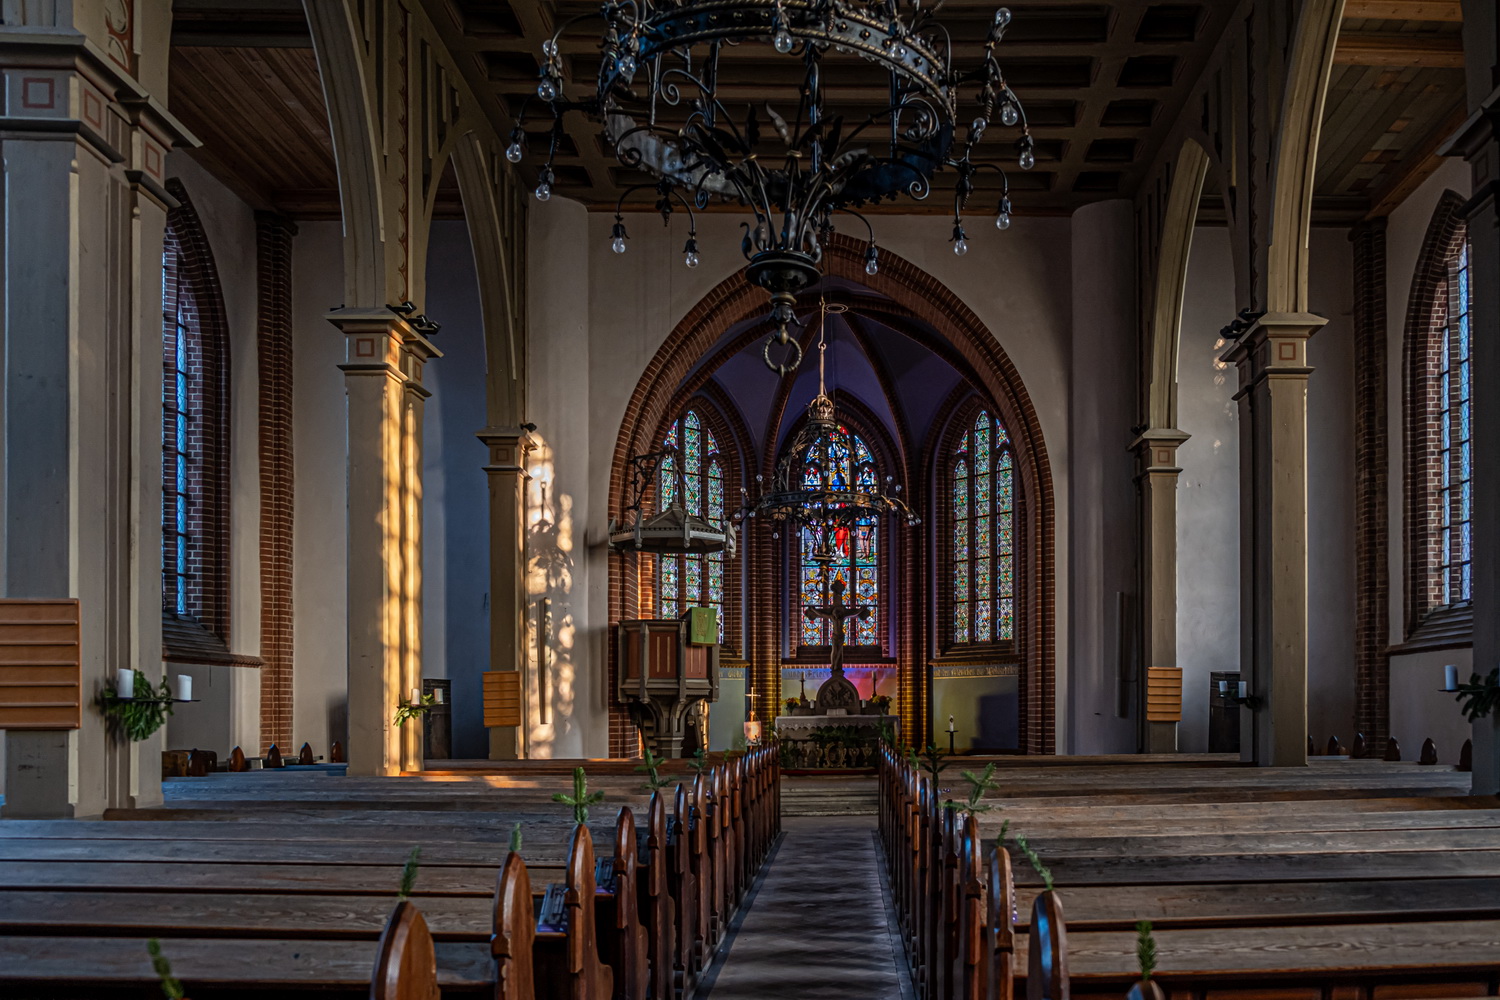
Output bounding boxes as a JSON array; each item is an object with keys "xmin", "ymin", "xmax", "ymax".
[
  {"xmin": 1001, "ymin": 103, "xmax": 1020, "ymax": 127},
  {"xmin": 866, "ymin": 257, "xmax": 879, "ymax": 275},
  {"xmin": 774, "ymin": 28, "xmax": 794, "ymax": 53},
  {"xmin": 542, "ymin": 38, "xmax": 558, "ymax": 57},
  {"xmin": 505, "ymin": 141, "xmax": 524, "ymax": 163},
  {"xmin": 995, "ymin": 211, "xmax": 1011, "ymax": 230},
  {"xmin": 995, "ymin": 7, "xmax": 1012, "ymax": 27},
  {"xmin": 619, "ymin": 53, "xmax": 636, "ymax": 75},
  {"xmin": 611, "ymin": 236, "xmax": 627, "ymax": 254},
  {"xmin": 685, "ymin": 250, "xmax": 700, "ymax": 268},
  {"xmin": 535, "ymin": 181, "xmax": 552, "ymax": 201},
  {"xmin": 971, "ymin": 117, "xmax": 988, "ymax": 139},
  {"xmin": 1019, "ymin": 148, "xmax": 1035, "ymax": 170},
  {"xmin": 537, "ymin": 77, "xmax": 557, "ymax": 101},
  {"xmin": 953, "ymin": 238, "xmax": 968, "ymax": 256}
]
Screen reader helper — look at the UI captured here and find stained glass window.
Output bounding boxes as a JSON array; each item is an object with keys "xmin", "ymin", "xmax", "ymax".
[
  {"xmin": 163, "ymin": 235, "xmax": 193, "ymax": 618},
  {"xmin": 797, "ymin": 424, "xmax": 881, "ymax": 648},
  {"xmin": 1436, "ymin": 240, "xmax": 1474, "ymax": 605},
  {"xmin": 655, "ymin": 410, "xmax": 730, "ymax": 642},
  {"xmin": 952, "ymin": 410, "xmax": 1016, "ymax": 644}
]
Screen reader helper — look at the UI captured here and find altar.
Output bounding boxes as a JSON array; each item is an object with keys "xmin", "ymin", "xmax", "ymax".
[{"xmin": 773, "ymin": 711, "xmax": 897, "ymax": 742}]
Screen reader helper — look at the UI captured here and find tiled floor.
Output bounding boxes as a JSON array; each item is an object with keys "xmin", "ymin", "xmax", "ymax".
[{"xmin": 705, "ymin": 816, "xmax": 916, "ymax": 999}]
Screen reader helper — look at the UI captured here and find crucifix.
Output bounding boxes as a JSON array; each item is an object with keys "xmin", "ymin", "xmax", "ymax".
[{"xmin": 803, "ymin": 577, "xmax": 869, "ymax": 713}]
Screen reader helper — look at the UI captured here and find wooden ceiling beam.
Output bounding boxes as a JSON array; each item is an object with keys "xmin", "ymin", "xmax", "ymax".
[
  {"xmin": 1363, "ymin": 103, "xmax": 1467, "ymax": 218},
  {"xmin": 1342, "ymin": 1, "xmax": 1463, "ymax": 22},
  {"xmin": 1334, "ymin": 33, "xmax": 1465, "ymax": 68}
]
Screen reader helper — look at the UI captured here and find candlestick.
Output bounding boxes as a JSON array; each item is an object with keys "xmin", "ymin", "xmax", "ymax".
[
  {"xmin": 1443, "ymin": 664, "xmax": 1459, "ymax": 692},
  {"xmin": 173, "ymin": 674, "xmax": 192, "ymax": 702},
  {"xmin": 116, "ymin": 669, "xmax": 134, "ymax": 700}
]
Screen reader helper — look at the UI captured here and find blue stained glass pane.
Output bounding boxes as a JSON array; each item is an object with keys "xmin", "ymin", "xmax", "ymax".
[
  {"xmin": 995, "ymin": 420, "xmax": 1010, "ymax": 448},
  {"xmin": 664, "ymin": 419, "xmax": 678, "ymax": 448},
  {"xmin": 1461, "ymin": 441, "xmax": 1471, "ymax": 478},
  {"xmin": 958, "ymin": 432, "xmax": 970, "ymax": 458},
  {"xmin": 954, "ymin": 467, "xmax": 969, "ymax": 512},
  {"xmin": 660, "ymin": 557, "xmax": 680, "ymax": 600},
  {"xmin": 975, "ymin": 558, "xmax": 991, "ymax": 602},
  {"xmin": 975, "ymin": 598, "xmax": 992, "ymax": 643},
  {"xmin": 708, "ymin": 557, "xmax": 723, "ymax": 604},
  {"xmin": 976, "ymin": 468, "xmax": 991, "ymax": 506},
  {"xmin": 975, "ymin": 515, "xmax": 991, "ymax": 551},
  {"xmin": 976, "ymin": 423, "xmax": 991, "ymax": 476},
  {"xmin": 954, "ymin": 560, "xmax": 970, "ymax": 602},
  {"xmin": 1461, "ymin": 521, "xmax": 1472, "ymax": 562},
  {"xmin": 686, "ymin": 555, "xmax": 702, "ymax": 602},
  {"xmin": 1462, "ymin": 482, "xmax": 1472, "ymax": 522},
  {"xmin": 662, "ymin": 600, "xmax": 679, "ymax": 619},
  {"xmin": 684, "ymin": 418, "xmax": 701, "ymax": 470},
  {"xmin": 1461, "ymin": 402, "xmax": 1471, "ymax": 443},
  {"xmin": 1461, "ymin": 361, "xmax": 1471, "ymax": 402},
  {"xmin": 855, "ymin": 566, "xmax": 877, "ymax": 603},
  {"xmin": 660, "ymin": 454, "xmax": 676, "ymax": 507},
  {"xmin": 1462, "ymin": 563, "xmax": 1472, "ymax": 601},
  {"xmin": 856, "ymin": 462, "xmax": 876, "ymax": 489},
  {"xmin": 708, "ymin": 468, "xmax": 724, "ymax": 521},
  {"xmin": 954, "ymin": 602, "xmax": 970, "ymax": 644},
  {"xmin": 954, "ymin": 519, "xmax": 969, "ymax": 563},
  {"xmin": 998, "ymin": 599, "xmax": 1013, "ymax": 640},
  {"xmin": 999, "ymin": 560, "xmax": 1014, "ymax": 596},
  {"xmin": 685, "ymin": 464, "xmax": 702, "ymax": 515}
]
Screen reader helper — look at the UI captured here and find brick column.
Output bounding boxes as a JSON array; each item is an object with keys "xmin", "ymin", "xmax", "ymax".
[
  {"xmin": 1133, "ymin": 430, "xmax": 1190, "ymax": 752},
  {"xmin": 1350, "ymin": 220, "xmax": 1390, "ymax": 746},
  {"xmin": 1444, "ymin": 84, "xmax": 1500, "ymax": 794},
  {"xmin": 256, "ymin": 213, "xmax": 298, "ymax": 754},
  {"xmin": 1223, "ymin": 313, "xmax": 1327, "ymax": 767},
  {"xmin": 479, "ymin": 427, "xmax": 535, "ymax": 759}
]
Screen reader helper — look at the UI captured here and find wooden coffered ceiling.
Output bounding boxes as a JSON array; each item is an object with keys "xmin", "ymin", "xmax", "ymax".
[{"xmin": 167, "ymin": 0, "xmax": 1470, "ymax": 223}]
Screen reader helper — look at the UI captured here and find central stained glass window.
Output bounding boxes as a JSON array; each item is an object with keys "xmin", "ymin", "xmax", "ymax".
[
  {"xmin": 952, "ymin": 409, "xmax": 1015, "ymax": 644},
  {"xmin": 798, "ymin": 423, "xmax": 881, "ymax": 648},
  {"xmin": 656, "ymin": 410, "xmax": 727, "ymax": 640}
]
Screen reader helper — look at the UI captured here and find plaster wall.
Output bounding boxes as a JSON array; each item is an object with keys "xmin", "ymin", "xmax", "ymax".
[
  {"xmin": 291, "ymin": 222, "xmax": 350, "ymax": 755},
  {"xmin": 1384, "ymin": 157, "xmax": 1475, "ymax": 754},
  {"xmin": 422, "ymin": 220, "xmax": 492, "ymax": 759},
  {"xmin": 1067, "ymin": 199, "xmax": 1138, "ymax": 753},
  {"xmin": 525, "ymin": 198, "xmax": 603, "ymax": 757},
  {"xmin": 161, "ymin": 153, "xmax": 262, "ymax": 756},
  {"xmin": 1176, "ymin": 227, "xmax": 1240, "ymax": 751},
  {"xmin": 577, "ymin": 209, "xmax": 1075, "ymax": 751}
]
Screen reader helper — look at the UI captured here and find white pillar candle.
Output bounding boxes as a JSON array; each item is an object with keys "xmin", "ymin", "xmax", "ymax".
[
  {"xmin": 1443, "ymin": 664, "xmax": 1459, "ymax": 692},
  {"xmin": 116, "ymin": 668, "xmax": 134, "ymax": 699},
  {"xmin": 1237, "ymin": 681, "xmax": 1249, "ymax": 700},
  {"xmin": 1218, "ymin": 680, "xmax": 1229, "ymax": 696},
  {"xmin": 411, "ymin": 687, "xmax": 422, "ymax": 706},
  {"xmin": 433, "ymin": 687, "xmax": 443, "ymax": 704},
  {"xmin": 173, "ymin": 674, "xmax": 192, "ymax": 702},
  {"xmin": 947, "ymin": 715, "xmax": 955, "ymax": 733}
]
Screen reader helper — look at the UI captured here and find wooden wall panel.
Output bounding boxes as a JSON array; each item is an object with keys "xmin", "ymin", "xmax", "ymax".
[
  {"xmin": 0, "ymin": 599, "xmax": 81, "ymax": 730},
  {"xmin": 482, "ymin": 670, "xmax": 522, "ymax": 728}
]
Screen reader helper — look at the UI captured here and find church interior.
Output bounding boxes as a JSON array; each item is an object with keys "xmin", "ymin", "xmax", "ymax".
[{"xmin": 1, "ymin": 0, "xmax": 1498, "ymax": 996}]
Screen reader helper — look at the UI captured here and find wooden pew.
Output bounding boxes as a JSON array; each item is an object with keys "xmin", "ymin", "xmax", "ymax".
[
  {"xmin": 372, "ymin": 900, "xmax": 442, "ymax": 1000},
  {"xmin": 531, "ymin": 823, "xmax": 613, "ymax": 1000},
  {"xmin": 494, "ymin": 853, "xmax": 536, "ymax": 1000}
]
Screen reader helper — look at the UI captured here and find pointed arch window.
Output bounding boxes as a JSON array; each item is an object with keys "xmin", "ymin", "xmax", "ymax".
[
  {"xmin": 1433, "ymin": 238, "xmax": 1474, "ymax": 606},
  {"xmin": 951, "ymin": 409, "xmax": 1015, "ymax": 645},
  {"xmin": 656, "ymin": 410, "xmax": 729, "ymax": 642},
  {"xmin": 796, "ymin": 424, "xmax": 882, "ymax": 649}
]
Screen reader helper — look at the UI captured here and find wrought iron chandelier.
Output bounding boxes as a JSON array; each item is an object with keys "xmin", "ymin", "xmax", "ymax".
[
  {"xmin": 508, "ymin": 0, "xmax": 1032, "ymax": 374},
  {"xmin": 735, "ymin": 302, "xmax": 919, "ymax": 558}
]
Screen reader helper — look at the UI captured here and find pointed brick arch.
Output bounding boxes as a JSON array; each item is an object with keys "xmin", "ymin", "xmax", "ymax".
[{"xmin": 609, "ymin": 234, "xmax": 1055, "ymax": 754}]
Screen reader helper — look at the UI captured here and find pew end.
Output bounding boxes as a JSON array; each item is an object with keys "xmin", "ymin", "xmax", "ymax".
[
  {"xmin": 493, "ymin": 852, "xmax": 536, "ymax": 1000},
  {"xmin": 371, "ymin": 900, "xmax": 441, "ymax": 1000}
]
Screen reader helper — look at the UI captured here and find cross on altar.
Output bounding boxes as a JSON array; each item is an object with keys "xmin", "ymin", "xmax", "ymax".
[{"xmin": 803, "ymin": 577, "xmax": 870, "ymax": 714}]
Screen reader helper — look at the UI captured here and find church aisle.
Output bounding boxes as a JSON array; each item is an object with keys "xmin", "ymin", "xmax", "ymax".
[{"xmin": 705, "ymin": 815, "xmax": 915, "ymax": 999}]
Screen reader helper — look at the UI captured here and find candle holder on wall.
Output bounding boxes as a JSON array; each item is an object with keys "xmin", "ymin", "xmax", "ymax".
[
  {"xmin": 97, "ymin": 669, "xmax": 195, "ymax": 742},
  {"xmin": 1216, "ymin": 680, "xmax": 1263, "ymax": 711}
]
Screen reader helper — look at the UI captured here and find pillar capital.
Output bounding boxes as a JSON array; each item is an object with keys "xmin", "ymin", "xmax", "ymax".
[
  {"xmin": 1131, "ymin": 428, "xmax": 1191, "ymax": 474},
  {"xmin": 327, "ymin": 308, "xmax": 420, "ymax": 377},
  {"xmin": 1220, "ymin": 311, "xmax": 1327, "ymax": 384},
  {"xmin": 477, "ymin": 426, "xmax": 538, "ymax": 475}
]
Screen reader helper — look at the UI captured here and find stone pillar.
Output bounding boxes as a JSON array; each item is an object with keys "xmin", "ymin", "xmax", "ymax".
[
  {"xmin": 399, "ymin": 332, "xmax": 440, "ymax": 771},
  {"xmin": 0, "ymin": 41, "xmax": 185, "ymax": 816},
  {"xmin": 329, "ymin": 310, "xmax": 422, "ymax": 776},
  {"xmin": 479, "ymin": 427, "xmax": 536, "ymax": 759},
  {"xmin": 1443, "ymin": 83, "xmax": 1500, "ymax": 794},
  {"xmin": 1222, "ymin": 313, "xmax": 1327, "ymax": 767},
  {"xmin": 1133, "ymin": 430, "xmax": 1190, "ymax": 753}
]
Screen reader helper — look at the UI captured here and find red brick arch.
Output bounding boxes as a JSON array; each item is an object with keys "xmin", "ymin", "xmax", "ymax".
[{"xmin": 608, "ymin": 233, "xmax": 1056, "ymax": 754}]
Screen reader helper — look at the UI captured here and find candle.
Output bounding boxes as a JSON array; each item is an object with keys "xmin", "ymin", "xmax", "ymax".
[
  {"xmin": 947, "ymin": 715, "xmax": 955, "ymax": 733},
  {"xmin": 116, "ymin": 668, "xmax": 134, "ymax": 700},
  {"xmin": 173, "ymin": 674, "xmax": 192, "ymax": 702},
  {"xmin": 1217, "ymin": 680, "xmax": 1229, "ymax": 696},
  {"xmin": 1443, "ymin": 664, "xmax": 1459, "ymax": 692},
  {"xmin": 433, "ymin": 687, "xmax": 443, "ymax": 704},
  {"xmin": 410, "ymin": 687, "xmax": 422, "ymax": 706},
  {"xmin": 1237, "ymin": 681, "xmax": 1248, "ymax": 700}
]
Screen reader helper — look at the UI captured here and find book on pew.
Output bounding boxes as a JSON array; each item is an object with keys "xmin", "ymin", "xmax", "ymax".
[
  {"xmin": 594, "ymin": 857, "xmax": 615, "ymax": 893},
  {"xmin": 536, "ymin": 883, "xmax": 569, "ymax": 934}
]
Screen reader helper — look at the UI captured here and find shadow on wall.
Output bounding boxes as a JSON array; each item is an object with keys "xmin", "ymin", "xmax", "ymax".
[
  {"xmin": 327, "ymin": 700, "xmax": 347, "ymax": 754},
  {"xmin": 976, "ymin": 691, "xmax": 1018, "ymax": 749},
  {"xmin": 527, "ymin": 441, "xmax": 579, "ymax": 756}
]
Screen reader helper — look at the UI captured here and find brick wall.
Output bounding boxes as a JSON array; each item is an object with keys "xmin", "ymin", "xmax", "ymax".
[
  {"xmin": 1351, "ymin": 220, "xmax": 1389, "ymax": 742},
  {"xmin": 256, "ymin": 212, "xmax": 297, "ymax": 754}
]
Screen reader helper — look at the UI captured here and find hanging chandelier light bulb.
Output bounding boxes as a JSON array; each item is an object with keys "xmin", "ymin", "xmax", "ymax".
[{"xmin": 512, "ymin": 0, "xmax": 1032, "ymax": 374}]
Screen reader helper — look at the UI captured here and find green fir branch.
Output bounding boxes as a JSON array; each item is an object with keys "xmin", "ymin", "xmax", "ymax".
[
  {"xmin": 393, "ymin": 693, "xmax": 436, "ymax": 727},
  {"xmin": 397, "ymin": 846, "xmax": 422, "ymax": 900},
  {"xmin": 147, "ymin": 939, "xmax": 186, "ymax": 1000},
  {"xmin": 635, "ymin": 745, "xmax": 672, "ymax": 792},
  {"xmin": 687, "ymin": 748, "xmax": 708, "ymax": 773},
  {"xmin": 553, "ymin": 766, "xmax": 606, "ymax": 825},
  {"xmin": 1135, "ymin": 921, "xmax": 1158, "ymax": 981},
  {"xmin": 509, "ymin": 822, "xmax": 523, "ymax": 854},
  {"xmin": 1455, "ymin": 668, "xmax": 1500, "ymax": 722},
  {"xmin": 1014, "ymin": 833, "xmax": 1054, "ymax": 892},
  {"xmin": 101, "ymin": 672, "xmax": 175, "ymax": 742},
  {"xmin": 943, "ymin": 761, "xmax": 1000, "ymax": 813}
]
